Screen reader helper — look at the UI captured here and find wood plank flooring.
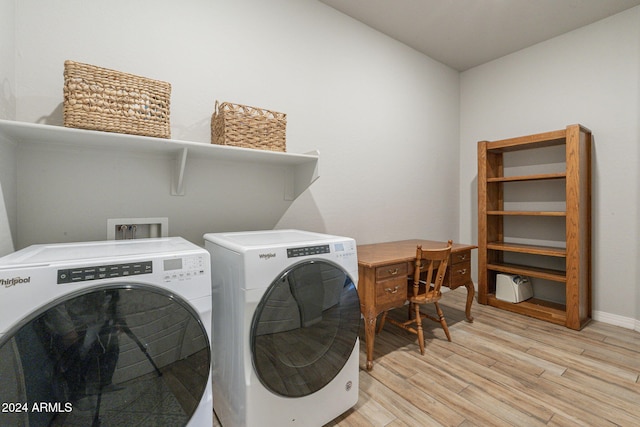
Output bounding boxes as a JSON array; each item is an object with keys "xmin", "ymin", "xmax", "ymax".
[{"xmin": 327, "ymin": 289, "xmax": 640, "ymax": 427}]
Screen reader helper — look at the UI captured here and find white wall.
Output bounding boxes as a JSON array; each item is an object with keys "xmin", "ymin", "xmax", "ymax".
[
  {"xmin": 1, "ymin": 0, "xmax": 460, "ymax": 248},
  {"xmin": 459, "ymin": 6, "xmax": 640, "ymax": 326},
  {"xmin": 0, "ymin": 0, "xmax": 15, "ymax": 120},
  {"xmin": 0, "ymin": 0, "xmax": 16, "ymax": 256}
]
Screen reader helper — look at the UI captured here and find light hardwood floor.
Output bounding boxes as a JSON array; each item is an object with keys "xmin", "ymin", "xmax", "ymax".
[{"xmin": 327, "ymin": 289, "xmax": 640, "ymax": 427}]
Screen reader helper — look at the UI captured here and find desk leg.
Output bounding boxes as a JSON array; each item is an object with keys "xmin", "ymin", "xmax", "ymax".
[
  {"xmin": 463, "ymin": 281, "xmax": 475, "ymax": 322},
  {"xmin": 364, "ymin": 315, "xmax": 376, "ymax": 371},
  {"xmin": 449, "ymin": 280, "xmax": 475, "ymax": 322}
]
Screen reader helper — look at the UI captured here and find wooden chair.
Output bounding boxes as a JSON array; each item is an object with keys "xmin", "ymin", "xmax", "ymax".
[{"xmin": 377, "ymin": 240, "xmax": 453, "ymax": 355}]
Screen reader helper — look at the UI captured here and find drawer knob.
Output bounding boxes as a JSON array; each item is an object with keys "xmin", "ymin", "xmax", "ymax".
[
  {"xmin": 457, "ymin": 268, "xmax": 467, "ymax": 275},
  {"xmin": 457, "ymin": 254, "xmax": 467, "ymax": 261},
  {"xmin": 385, "ymin": 285, "xmax": 400, "ymax": 294},
  {"xmin": 387, "ymin": 268, "xmax": 399, "ymax": 275}
]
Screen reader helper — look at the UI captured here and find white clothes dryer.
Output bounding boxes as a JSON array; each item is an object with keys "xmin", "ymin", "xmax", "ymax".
[
  {"xmin": 204, "ymin": 229, "xmax": 360, "ymax": 427},
  {"xmin": 0, "ymin": 237, "xmax": 212, "ymax": 427}
]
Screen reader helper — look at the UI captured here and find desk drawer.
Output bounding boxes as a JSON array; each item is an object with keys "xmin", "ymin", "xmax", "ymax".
[
  {"xmin": 375, "ymin": 278, "xmax": 407, "ymax": 308},
  {"xmin": 448, "ymin": 260, "xmax": 471, "ymax": 288},
  {"xmin": 375, "ymin": 263, "xmax": 408, "ymax": 281},
  {"xmin": 451, "ymin": 250, "xmax": 471, "ymax": 265}
]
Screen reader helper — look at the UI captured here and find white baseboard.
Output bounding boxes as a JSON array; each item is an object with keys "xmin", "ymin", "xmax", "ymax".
[{"xmin": 592, "ymin": 310, "xmax": 640, "ymax": 332}]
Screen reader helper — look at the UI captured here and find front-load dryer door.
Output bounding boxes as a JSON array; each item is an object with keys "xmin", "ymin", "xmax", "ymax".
[
  {"xmin": 250, "ymin": 259, "xmax": 360, "ymax": 397},
  {"xmin": 0, "ymin": 284, "xmax": 210, "ymax": 427}
]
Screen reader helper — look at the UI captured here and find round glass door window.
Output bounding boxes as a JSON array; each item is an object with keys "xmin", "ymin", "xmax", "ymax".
[
  {"xmin": 0, "ymin": 285, "xmax": 210, "ymax": 427},
  {"xmin": 251, "ymin": 260, "xmax": 360, "ymax": 397}
]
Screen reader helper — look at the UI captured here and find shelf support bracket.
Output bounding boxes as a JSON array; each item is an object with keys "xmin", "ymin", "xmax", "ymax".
[
  {"xmin": 284, "ymin": 150, "xmax": 320, "ymax": 200},
  {"xmin": 172, "ymin": 147, "xmax": 188, "ymax": 196}
]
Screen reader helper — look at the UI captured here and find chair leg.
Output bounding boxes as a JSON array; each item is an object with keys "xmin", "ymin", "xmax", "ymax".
[
  {"xmin": 377, "ymin": 311, "xmax": 387, "ymax": 334},
  {"xmin": 434, "ymin": 302, "xmax": 451, "ymax": 342},
  {"xmin": 414, "ymin": 304, "xmax": 425, "ymax": 355}
]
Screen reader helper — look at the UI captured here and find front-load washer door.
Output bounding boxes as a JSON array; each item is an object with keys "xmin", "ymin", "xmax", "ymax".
[
  {"xmin": 250, "ymin": 259, "xmax": 360, "ymax": 397},
  {"xmin": 0, "ymin": 284, "xmax": 210, "ymax": 427}
]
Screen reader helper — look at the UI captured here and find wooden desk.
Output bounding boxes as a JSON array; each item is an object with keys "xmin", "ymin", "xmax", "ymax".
[{"xmin": 357, "ymin": 239, "xmax": 477, "ymax": 370}]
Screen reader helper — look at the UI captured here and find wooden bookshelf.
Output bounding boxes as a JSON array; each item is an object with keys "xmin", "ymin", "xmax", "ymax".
[{"xmin": 477, "ymin": 124, "xmax": 592, "ymax": 330}]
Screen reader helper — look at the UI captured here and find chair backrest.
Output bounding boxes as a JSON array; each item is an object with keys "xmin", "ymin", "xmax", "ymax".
[{"xmin": 411, "ymin": 240, "xmax": 453, "ymax": 300}]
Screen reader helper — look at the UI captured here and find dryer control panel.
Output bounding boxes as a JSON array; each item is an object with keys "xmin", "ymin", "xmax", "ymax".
[
  {"xmin": 286, "ymin": 241, "xmax": 357, "ymax": 261},
  {"xmin": 287, "ymin": 245, "xmax": 330, "ymax": 258}
]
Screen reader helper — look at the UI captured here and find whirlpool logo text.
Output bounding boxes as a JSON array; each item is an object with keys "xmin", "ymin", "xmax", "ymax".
[
  {"xmin": 258, "ymin": 253, "xmax": 276, "ymax": 260},
  {"xmin": 0, "ymin": 276, "xmax": 31, "ymax": 288}
]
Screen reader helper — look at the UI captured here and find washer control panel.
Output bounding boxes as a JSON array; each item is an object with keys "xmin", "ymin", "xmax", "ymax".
[
  {"xmin": 57, "ymin": 261, "xmax": 152, "ymax": 284},
  {"xmin": 56, "ymin": 255, "xmax": 207, "ymax": 284},
  {"xmin": 162, "ymin": 255, "xmax": 206, "ymax": 283}
]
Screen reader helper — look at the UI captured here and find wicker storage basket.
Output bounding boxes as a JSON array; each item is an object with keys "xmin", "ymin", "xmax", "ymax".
[
  {"xmin": 63, "ymin": 60, "xmax": 171, "ymax": 138},
  {"xmin": 211, "ymin": 101, "xmax": 286, "ymax": 152}
]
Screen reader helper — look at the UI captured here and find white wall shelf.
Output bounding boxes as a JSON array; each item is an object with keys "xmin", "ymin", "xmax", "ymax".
[{"xmin": 0, "ymin": 119, "xmax": 320, "ymax": 199}]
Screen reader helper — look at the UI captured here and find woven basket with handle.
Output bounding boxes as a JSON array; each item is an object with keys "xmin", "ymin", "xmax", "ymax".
[
  {"xmin": 211, "ymin": 101, "xmax": 286, "ymax": 152},
  {"xmin": 63, "ymin": 60, "xmax": 171, "ymax": 138}
]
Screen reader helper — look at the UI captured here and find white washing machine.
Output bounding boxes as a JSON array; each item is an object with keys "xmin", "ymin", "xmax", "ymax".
[
  {"xmin": 0, "ymin": 237, "xmax": 212, "ymax": 427},
  {"xmin": 204, "ymin": 229, "xmax": 360, "ymax": 427}
]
